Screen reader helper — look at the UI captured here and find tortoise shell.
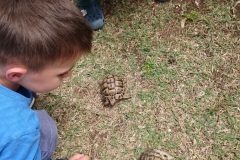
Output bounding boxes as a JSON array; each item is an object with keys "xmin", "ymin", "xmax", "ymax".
[
  {"xmin": 139, "ymin": 149, "xmax": 174, "ymax": 160},
  {"xmin": 99, "ymin": 75, "xmax": 131, "ymax": 107}
]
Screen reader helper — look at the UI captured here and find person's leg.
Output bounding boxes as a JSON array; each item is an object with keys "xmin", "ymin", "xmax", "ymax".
[
  {"xmin": 36, "ymin": 110, "xmax": 58, "ymax": 160},
  {"xmin": 77, "ymin": 0, "xmax": 104, "ymax": 30}
]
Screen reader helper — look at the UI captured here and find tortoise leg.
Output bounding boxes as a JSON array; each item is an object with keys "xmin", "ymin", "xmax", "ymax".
[
  {"xmin": 108, "ymin": 96, "xmax": 116, "ymax": 106},
  {"xmin": 123, "ymin": 90, "xmax": 131, "ymax": 99}
]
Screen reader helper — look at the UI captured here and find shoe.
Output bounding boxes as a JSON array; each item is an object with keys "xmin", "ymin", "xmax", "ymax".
[
  {"xmin": 155, "ymin": 0, "xmax": 169, "ymax": 2},
  {"xmin": 77, "ymin": 0, "xmax": 105, "ymax": 30}
]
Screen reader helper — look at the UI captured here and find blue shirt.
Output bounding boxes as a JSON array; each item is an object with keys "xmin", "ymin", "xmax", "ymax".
[{"xmin": 0, "ymin": 85, "xmax": 41, "ymax": 160}]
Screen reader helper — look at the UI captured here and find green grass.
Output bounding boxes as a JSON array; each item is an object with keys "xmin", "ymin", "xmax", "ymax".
[{"xmin": 35, "ymin": 0, "xmax": 240, "ymax": 159}]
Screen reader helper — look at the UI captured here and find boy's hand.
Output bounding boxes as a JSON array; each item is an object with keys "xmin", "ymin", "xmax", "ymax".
[{"xmin": 69, "ymin": 154, "xmax": 90, "ymax": 160}]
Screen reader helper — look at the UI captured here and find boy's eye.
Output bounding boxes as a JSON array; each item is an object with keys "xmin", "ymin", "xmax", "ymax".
[
  {"xmin": 58, "ymin": 73, "xmax": 66, "ymax": 77},
  {"xmin": 58, "ymin": 71, "xmax": 69, "ymax": 77},
  {"xmin": 58, "ymin": 65, "xmax": 75, "ymax": 78}
]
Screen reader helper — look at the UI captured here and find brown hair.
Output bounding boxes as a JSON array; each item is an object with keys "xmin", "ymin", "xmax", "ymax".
[{"xmin": 0, "ymin": 0, "xmax": 93, "ymax": 71}]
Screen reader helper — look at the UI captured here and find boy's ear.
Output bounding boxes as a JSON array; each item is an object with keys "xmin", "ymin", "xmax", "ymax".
[{"xmin": 5, "ymin": 67, "xmax": 27, "ymax": 82}]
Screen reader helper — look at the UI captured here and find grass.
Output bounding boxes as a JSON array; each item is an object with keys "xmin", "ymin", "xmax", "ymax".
[{"xmin": 35, "ymin": 0, "xmax": 240, "ymax": 159}]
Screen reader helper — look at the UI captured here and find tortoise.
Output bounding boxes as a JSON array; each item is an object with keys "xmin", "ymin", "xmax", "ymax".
[
  {"xmin": 99, "ymin": 74, "xmax": 131, "ymax": 107},
  {"xmin": 139, "ymin": 149, "xmax": 174, "ymax": 160}
]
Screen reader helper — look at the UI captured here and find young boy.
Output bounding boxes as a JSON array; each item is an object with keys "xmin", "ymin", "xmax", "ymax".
[{"xmin": 0, "ymin": 0, "xmax": 93, "ymax": 160}]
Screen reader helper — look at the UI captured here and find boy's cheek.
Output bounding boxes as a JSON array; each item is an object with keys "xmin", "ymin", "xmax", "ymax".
[{"xmin": 23, "ymin": 80, "xmax": 61, "ymax": 93}]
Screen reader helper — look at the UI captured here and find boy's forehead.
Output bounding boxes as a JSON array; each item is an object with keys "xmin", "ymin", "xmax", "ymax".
[
  {"xmin": 51, "ymin": 58, "xmax": 78, "ymax": 69},
  {"xmin": 59, "ymin": 55, "xmax": 81, "ymax": 63}
]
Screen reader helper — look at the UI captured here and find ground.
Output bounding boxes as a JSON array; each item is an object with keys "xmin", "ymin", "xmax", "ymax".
[{"xmin": 35, "ymin": 0, "xmax": 240, "ymax": 159}]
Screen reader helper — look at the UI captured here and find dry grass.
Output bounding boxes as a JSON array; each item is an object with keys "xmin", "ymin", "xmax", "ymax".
[{"xmin": 35, "ymin": 0, "xmax": 240, "ymax": 159}]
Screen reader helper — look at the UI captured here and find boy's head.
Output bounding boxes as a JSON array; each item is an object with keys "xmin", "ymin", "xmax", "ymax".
[{"xmin": 0, "ymin": 0, "xmax": 93, "ymax": 92}]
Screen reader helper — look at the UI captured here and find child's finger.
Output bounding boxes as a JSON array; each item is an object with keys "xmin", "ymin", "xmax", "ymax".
[{"xmin": 69, "ymin": 153, "xmax": 90, "ymax": 160}]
